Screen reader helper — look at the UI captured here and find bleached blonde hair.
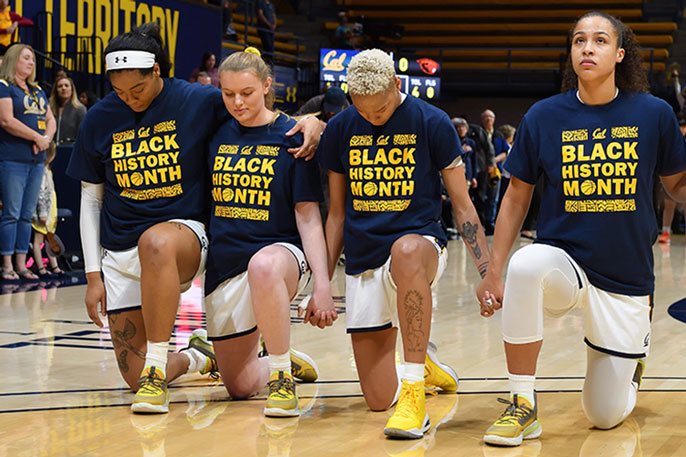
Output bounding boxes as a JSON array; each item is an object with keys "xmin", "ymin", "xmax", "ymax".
[{"xmin": 346, "ymin": 49, "xmax": 396, "ymax": 96}]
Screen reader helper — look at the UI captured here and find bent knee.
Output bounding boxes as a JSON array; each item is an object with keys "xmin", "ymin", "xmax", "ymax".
[
  {"xmin": 507, "ymin": 245, "xmax": 553, "ymax": 281},
  {"xmin": 583, "ymin": 400, "xmax": 625, "ymax": 430},
  {"xmin": 225, "ymin": 381, "xmax": 259, "ymax": 400},
  {"xmin": 138, "ymin": 227, "xmax": 175, "ymax": 263},
  {"xmin": 390, "ymin": 237, "xmax": 431, "ymax": 278},
  {"xmin": 364, "ymin": 394, "xmax": 393, "ymax": 412},
  {"xmin": 247, "ymin": 251, "xmax": 282, "ymax": 284}
]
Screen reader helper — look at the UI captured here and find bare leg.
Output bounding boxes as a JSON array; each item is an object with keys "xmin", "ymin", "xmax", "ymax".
[
  {"xmin": 505, "ymin": 341, "xmax": 543, "ymax": 375},
  {"xmin": 248, "ymin": 245, "xmax": 300, "ymax": 355},
  {"xmin": 214, "ymin": 330, "xmax": 269, "ymax": 399},
  {"xmin": 138, "ymin": 222, "xmax": 201, "ymax": 343},
  {"xmin": 390, "ymin": 235, "xmax": 438, "ymax": 364},
  {"xmin": 108, "ymin": 308, "xmax": 190, "ymax": 390},
  {"xmin": 32, "ymin": 231, "xmax": 44, "ymax": 270},
  {"xmin": 351, "ymin": 327, "xmax": 398, "ymax": 411},
  {"xmin": 662, "ymin": 197, "xmax": 676, "ymax": 229}
]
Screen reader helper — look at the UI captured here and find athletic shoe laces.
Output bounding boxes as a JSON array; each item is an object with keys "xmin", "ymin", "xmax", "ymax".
[
  {"xmin": 139, "ymin": 368, "xmax": 165, "ymax": 395},
  {"xmin": 395, "ymin": 383, "xmax": 421, "ymax": 418},
  {"xmin": 495, "ymin": 395, "xmax": 532, "ymax": 425},
  {"xmin": 268, "ymin": 374, "xmax": 295, "ymax": 400}
]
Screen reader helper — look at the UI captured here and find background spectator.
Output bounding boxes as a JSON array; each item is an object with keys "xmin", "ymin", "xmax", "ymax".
[
  {"xmin": 465, "ymin": 118, "xmax": 495, "ymax": 232},
  {"xmin": 256, "ymin": 0, "xmax": 276, "ymax": 63},
  {"xmin": 294, "ymin": 85, "xmax": 348, "ymax": 121},
  {"xmin": 189, "ymin": 52, "xmax": 219, "ymax": 87},
  {"xmin": 0, "ymin": 0, "xmax": 33, "ymax": 55},
  {"xmin": 0, "ymin": 44, "xmax": 56, "ymax": 281},
  {"xmin": 31, "ymin": 142, "xmax": 64, "ymax": 277},
  {"xmin": 78, "ymin": 90, "xmax": 99, "ymax": 109},
  {"xmin": 653, "ymin": 62, "xmax": 684, "ymax": 115},
  {"xmin": 196, "ymin": 71, "xmax": 213, "ymax": 86},
  {"xmin": 335, "ymin": 12, "xmax": 354, "ymax": 49},
  {"xmin": 495, "ymin": 124, "xmax": 516, "ymax": 213},
  {"xmin": 49, "ymin": 75, "xmax": 86, "ymax": 145}
]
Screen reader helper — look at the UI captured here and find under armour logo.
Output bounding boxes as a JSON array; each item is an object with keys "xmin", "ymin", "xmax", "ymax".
[{"xmin": 114, "ymin": 56, "xmax": 127, "ymax": 64}]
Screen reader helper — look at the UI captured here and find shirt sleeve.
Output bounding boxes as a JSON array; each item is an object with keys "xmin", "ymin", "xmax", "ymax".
[
  {"xmin": 317, "ymin": 120, "xmax": 345, "ymax": 174},
  {"xmin": 66, "ymin": 112, "xmax": 106, "ymax": 184},
  {"xmin": 657, "ymin": 103, "xmax": 686, "ymax": 176},
  {"xmin": 0, "ymin": 79, "xmax": 10, "ymax": 98},
  {"xmin": 429, "ymin": 111, "xmax": 463, "ymax": 170},
  {"xmin": 293, "ymin": 154, "xmax": 324, "ymax": 203},
  {"xmin": 503, "ymin": 115, "xmax": 539, "ymax": 184}
]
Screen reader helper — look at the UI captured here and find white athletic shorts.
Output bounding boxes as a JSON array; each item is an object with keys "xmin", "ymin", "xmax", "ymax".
[
  {"xmin": 204, "ymin": 242, "xmax": 310, "ymax": 340},
  {"xmin": 502, "ymin": 243, "xmax": 652, "ymax": 358},
  {"xmin": 102, "ymin": 219, "xmax": 208, "ymax": 313},
  {"xmin": 345, "ymin": 235, "xmax": 447, "ymax": 333}
]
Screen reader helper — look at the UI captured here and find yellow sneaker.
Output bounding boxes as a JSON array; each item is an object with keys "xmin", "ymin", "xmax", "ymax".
[
  {"xmin": 424, "ymin": 342, "xmax": 458, "ymax": 393},
  {"xmin": 182, "ymin": 329, "xmax": 219, "ymax": 377},
  {"xmin": 131, "ymin": 366, "xmax": 169, "ymax": 414},
  {"xmin": 384, "ymin": 380, "xmax": 430, "ymax": 439},
  {"xmin": 265, "ymin": 371, "xmax": 300, "ymax": 417},
  {"xmin": 289, "ymin": 348, "xmax": 319, "ymax": 383},
  {"xmin": 484, "ymin": 393, "xmax": 541, "ymax": 446}
]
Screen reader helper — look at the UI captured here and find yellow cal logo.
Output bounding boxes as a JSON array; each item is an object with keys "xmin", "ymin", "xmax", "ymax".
[
  {"xmin": 241, "ymin": 145, "xmax": 254, "ymax": 155},
  {"xmin": 322, "ymin": 50, "xmax": 347, "ymax": 72},
  {"xmin": 592, "ymin": 128, "xmax": 607, "ymax": 140},
  {"xmin": 138, "ymin": 127, "xmax": 151, "ymax": 138},
  {"xmin": 377, "ymin": 135, "xmax": 390, "ymax": 146}
]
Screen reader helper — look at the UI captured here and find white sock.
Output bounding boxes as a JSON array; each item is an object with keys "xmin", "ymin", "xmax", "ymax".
[
  {"xmin": 180, "ymin": 348, "xmax": 206, "ymax": 374},
  {"xmin": 662, "ymin": 226, "xmax": 671, "ymax": 234},
  {"xmin": 268, "ymin": 352, "xmax": 291, "ymax": 375},
  {"xmin": 145, "ymin": 341, "xmax": 169, "ymax": 374},
  {"xmin": 403, "ymin": 362, "xmax": 425, "ymax": 383},
  {"xmin": 509, "ymin": 372, "xmax": 536, "ymax": 407}
]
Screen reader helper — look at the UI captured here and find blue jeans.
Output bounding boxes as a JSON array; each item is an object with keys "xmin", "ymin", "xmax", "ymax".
[{"xmin": 0, "ymin": 160, "xmax": 44, "ymax": 255}]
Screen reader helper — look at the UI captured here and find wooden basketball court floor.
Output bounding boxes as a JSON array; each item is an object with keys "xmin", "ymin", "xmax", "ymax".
[{"xmin": 1, "ymin": 237, "xmax": 685, "ymax": 457}]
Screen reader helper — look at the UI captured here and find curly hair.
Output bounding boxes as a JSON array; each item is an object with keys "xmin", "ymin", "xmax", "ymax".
[
  {"xmin": 347, "ymin": 49, "xmax": 396, "ymax": 96},
  {"xmin": 561, "ymin": 11, "xmax": 649, "ymax": 93}
]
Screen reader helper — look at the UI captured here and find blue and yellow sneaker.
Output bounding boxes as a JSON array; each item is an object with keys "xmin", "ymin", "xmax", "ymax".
[
  {"xmin": 265, "ymin": 371, "xmax": 300, "ymax": 417},
  {"xmin": 484, "ymin": 393, "xmax": 541, "ymax": 446},
  {"xmin": 131, "ymin": 366, "xmax": 170, "ymax": 414},
  {"xmin": 181, "ymin": 329, "xmax": 219, "ymax": 377}
]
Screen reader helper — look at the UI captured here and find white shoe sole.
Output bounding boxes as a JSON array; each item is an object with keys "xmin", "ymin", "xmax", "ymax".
[
  {"xmin": 483, "ymin": 420, "xmax": 542, "ymax": 446},
  {"xmin": 264, "ymin": 406, "xmax": 300, "ymax": 417},
  {"xmin": 290, "ymin": 348, "xmax": 319, "ymax": 382},
  {"xmin": 131, "ymin": 401, "xmax": 169, "ymax": 414},
  {"xmin": 384, "ymin": 414, "xmax": 431, "ymax": 439},
  {"xmin": 426, "ymin": 342, "xmax": 459, "ymax": 392}
]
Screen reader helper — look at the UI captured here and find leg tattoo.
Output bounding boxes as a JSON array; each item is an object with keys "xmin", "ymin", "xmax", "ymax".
[
  {"xmin": 110, "ymin": 317, "xmax": 145, "ymax": 373},
  {"xmin": 404, "ymin": 290, "xmax": 425, "ymax": 353}
]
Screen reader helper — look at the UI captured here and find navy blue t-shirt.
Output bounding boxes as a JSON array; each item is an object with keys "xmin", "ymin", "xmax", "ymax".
[
  {"xmin": 505, "ymin": 90, "xmax": 686, "ymax": 295},
  {"xmin": 67, "ymin": 78, "xmax": 228, "ymax": 250},
  {"xmin": 318, "ymin": 95, "xmax": 463, "ymax": 275},
  {"xmin": 204, "ymin": 114, "xmax": 323, "ymax": 295},
  {"xmin": 0, "ymin": 80, "xmax": 49, "ymax": 163}
]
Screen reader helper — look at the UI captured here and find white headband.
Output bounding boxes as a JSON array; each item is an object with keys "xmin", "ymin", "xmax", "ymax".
[{"xmin": 105, "ymin": 50, "xmax": 156, "ymax": 71}]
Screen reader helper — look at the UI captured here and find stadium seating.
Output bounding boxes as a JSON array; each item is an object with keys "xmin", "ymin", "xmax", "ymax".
[{"xmin": 328, "ymin": 0, "xmax": 673, "ymax": 73}]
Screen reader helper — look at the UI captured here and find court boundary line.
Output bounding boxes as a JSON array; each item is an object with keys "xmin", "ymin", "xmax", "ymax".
[{"xmin": 3, "ymin": 389, "xmax": 686, "ymax": 414}]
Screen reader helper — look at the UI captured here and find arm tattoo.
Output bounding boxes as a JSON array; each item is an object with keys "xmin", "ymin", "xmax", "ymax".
[
  {"xmin": 110, "ymin": 317, "xmax": 145, "ymax": 373},
  {"xmin": 404, "ymin": 290, "xmax": 425, "ymax": 352},
  {"xmin": 477, "ymin": 261, "xmax": 489, "ymax": 279},
  {"xmin": 460, "ymin": 221, "xmax": 482, "ymax": 259}
]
